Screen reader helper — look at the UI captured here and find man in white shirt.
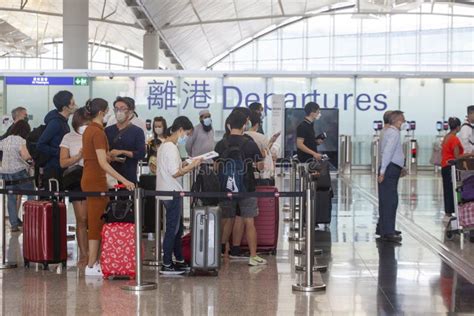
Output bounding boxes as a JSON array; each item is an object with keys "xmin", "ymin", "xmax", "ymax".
[{"xmin": 459, "ymin": 105, "xmax": 474, "ymax": 154}]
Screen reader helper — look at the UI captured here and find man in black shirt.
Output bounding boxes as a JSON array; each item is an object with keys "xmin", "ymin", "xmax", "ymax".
[
  {"xmin": 215, "ymin": 111, "xmax": 267, "ymax": 266},
  {"xmin": 296, "ymin": 102, "xmax": 323, "ymax": 162}
]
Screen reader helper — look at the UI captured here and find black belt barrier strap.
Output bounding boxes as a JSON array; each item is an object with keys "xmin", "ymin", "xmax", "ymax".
[{"xmin": 0, "ymin": 188, "xmax": 304, "ymax": 199}]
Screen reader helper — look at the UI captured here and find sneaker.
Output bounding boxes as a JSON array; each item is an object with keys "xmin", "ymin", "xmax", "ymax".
[
  {"xmin": 229, "ymin": 252, "xmax": 250, "ymax": 260},
  {"xmin": 10, "ymin": 226, "xmax": 20, "ymax": 233},
  {"xmin": 249, "ymin": 255, "xmax": 267, "ymax": 266},
  {"xmin": 85, "ymin": 263, "xmax": 102, "ymax": 277},
  {"xmin": 174, "ymin": 260, "xmax": 191, "ymax": 271},
  {"xmin": 17, "ymin": 219, "xmax": 23, "ymax": 227},
  {"xmin": 160, "ymin": 264, "xmax": 185, "ymax": 275}
]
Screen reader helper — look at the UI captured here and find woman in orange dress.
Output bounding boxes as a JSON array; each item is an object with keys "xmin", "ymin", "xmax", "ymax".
[{"xmin": 81, "ymin": 98, "xmax": 135, "ymax": 276}]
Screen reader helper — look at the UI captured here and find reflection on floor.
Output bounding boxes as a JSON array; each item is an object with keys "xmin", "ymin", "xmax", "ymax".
[{"xmin": 1, "ymin": 171, "xmax": 473, "ymax": 314}]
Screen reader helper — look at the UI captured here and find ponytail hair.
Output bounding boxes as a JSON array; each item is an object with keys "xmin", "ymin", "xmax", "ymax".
[
  {"xmin": 84, "ymin": 98, "xmax": 108, "ymax": 120},
  {"xmin": 165, "ymin": 116, "xmax": 193, "ymax": 137}
]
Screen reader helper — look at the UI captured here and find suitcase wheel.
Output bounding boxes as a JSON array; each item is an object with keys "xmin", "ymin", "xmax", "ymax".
[
  {"xmin": 211, "ymin": 270, "xmax": 219, "ymax": 277},
  {"xmin": 43, "ymin": 263, "xmax": 49, "ymax": 271},
  {"xmin": 271, "ymin": 249, "xmax": 277, "ymax": 256},
  {"xmin": 62, "ymin": 261, "xmax": 67, "ymax": 268},
  {"xmin": 24, "ymin": 261, "xmax": 30, "ymax": 268},
  {"xmin": 446, "ymin": 231, "xmax": 454, "ymax": 240}
]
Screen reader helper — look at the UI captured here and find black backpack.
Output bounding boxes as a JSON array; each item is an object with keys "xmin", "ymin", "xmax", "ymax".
[
  {"xmin": 218, "ymin": 138, "xmax": 250, "ymax": 193},
  {"xmin": 191, "ymin": 164, "xmax": 220, "ymax": 206},
  {"xmin": 26, "ymin": 124, "xmax": 49, "ymax": 168}
]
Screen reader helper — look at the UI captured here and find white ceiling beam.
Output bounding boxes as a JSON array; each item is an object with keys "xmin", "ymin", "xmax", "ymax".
[
  {"xmin": 162, "ymin": 9, "xmax": 474, "ymax": 29},
  {"xmin": 0, "ymin": 7, "xmax": 142, "ymax": 29}
]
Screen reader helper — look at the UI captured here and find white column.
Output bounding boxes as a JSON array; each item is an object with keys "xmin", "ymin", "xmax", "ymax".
[
  {"xmin": 143, "ymin": 31, "xmax": 160, "ymax": 69},
  {"xmin": 63, "ymin": 0, "xmax": 89, "ymax": 69}
]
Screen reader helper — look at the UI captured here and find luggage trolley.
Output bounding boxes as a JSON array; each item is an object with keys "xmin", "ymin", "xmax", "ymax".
[{"xmin": 446, "ymin": 158, "xmax": 474, "ymax": 247}]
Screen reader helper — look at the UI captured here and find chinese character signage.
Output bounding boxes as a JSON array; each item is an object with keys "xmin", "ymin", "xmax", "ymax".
[{"xmin": 5, "ymin": 76, "xmax": 75, "ymax": 85}]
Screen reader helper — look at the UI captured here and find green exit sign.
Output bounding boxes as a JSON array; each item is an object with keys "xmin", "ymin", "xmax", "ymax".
[{"xmin": 74, "ymin": 77, "xmax": 89, "ymax": 86}]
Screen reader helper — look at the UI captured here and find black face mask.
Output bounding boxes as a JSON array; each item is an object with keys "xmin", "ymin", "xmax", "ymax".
[
  {"xmin": 23, "ymin": 117, "xmax": 29, "ymax": 123},
  {"xmin": 201, "ymin": 120, "xmax": 213, "ymax": 132}
]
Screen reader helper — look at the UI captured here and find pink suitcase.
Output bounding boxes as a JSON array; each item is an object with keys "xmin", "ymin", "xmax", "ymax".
[
  {"xmin": 100, "ymin": 223, "xmax": 137, "ymax": 279},
  {"xmin": 458, "ymin": 202, "xmax": 474, "ymax": 228},
  {"xmin": 241, "ymin": 186, "xmax": 279, "ymax": 254}
]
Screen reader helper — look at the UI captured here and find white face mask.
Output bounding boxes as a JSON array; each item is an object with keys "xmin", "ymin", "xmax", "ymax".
[
  {"xmin": 203, "ymin": 118, "xmax": 212, "ymax": 127},
  {"xmin": 401, "ymin": 122, "xmax": 409, "ymax": 131},
  {"xmin": 155, "ymin": 127, "xmax": 163, "ymax": 136},
  {"xmin": 315, "ymin": 112, "xmax": 322, "ymax": 121},
  {"xmin": 115, "ymin": 111, "xmax": 128, "ymax": 124},
  {"xmin": 78, "ymin": 126, "xmax": 87, "ymax": 135}
]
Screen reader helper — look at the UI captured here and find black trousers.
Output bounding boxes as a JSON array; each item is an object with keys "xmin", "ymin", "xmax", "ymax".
[
  {"xmin": 378, "ymin": 163, "xmax": 402, "ymax": 236},
  {"xmin": 441, "ymin": 166, "xmax": 454, "ymax": 215}
]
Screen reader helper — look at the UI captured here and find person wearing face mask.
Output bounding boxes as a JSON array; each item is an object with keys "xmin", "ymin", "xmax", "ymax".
[
  {"xmin": 59, "ymin": 107, "xmax": 89, "ymax": 267},
  {"xmin": 249, "ymin": 102, "xmax": 265, "ymax": 134},
  {"xmin": 377, "ymin": 110, "xmax": 407, "ymax": 244},
  {"xmin": 296, "ymin": 102, "xmax": 323, "ymax": 163},
  {"xmin": 37, "ymin": 90, "xmax": 76, "ymax": 186},
  {"xmin": 82, "ymin": 98, "xmax": 135, "ymax": 276},
  {"xmin": 147, "ymin": 116, "xmax": 168, "ymax": 174},
  {"xmin": 185, "ymin": 110, "xmax": 215, "ymax": 161},
  {"xmin": 156, "ymin": 116, "xmax": 202, "ymax": 274},
  {"xmin": 106, "ymin": 97, "xmax": 147, "ymax": 139},
  {"xmin": 105, "ymin": 97, "xmax": 146, "ymax": 184}
]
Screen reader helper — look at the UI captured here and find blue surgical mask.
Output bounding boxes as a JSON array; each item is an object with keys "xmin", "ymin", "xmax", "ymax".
[
  {"xmin": 178, "ymin": 135, "xmax": 188, "ymax": 145},
  {"xmin": 203, "ymin": 117, "xmax": 212, "ymax": 127}
]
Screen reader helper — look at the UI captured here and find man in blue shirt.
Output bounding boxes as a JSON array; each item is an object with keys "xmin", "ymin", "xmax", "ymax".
[
  {"xmin": 378, "ymin": 110, "xmax": 406, "ymax": 243},
  {"xmin": 37, "ymin": 91, "xmax": 75, "ymax": 185},
  {"xmin": 105, "ymin": 97, "xmax": 146, "ymax": 183}
]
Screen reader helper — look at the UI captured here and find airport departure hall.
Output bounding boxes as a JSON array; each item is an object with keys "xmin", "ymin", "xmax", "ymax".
[{"xmin": 0, "ymin": 0, "xmax": 473, "ymax": 314}]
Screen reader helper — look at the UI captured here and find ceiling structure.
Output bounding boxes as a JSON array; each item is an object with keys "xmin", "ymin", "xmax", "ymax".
[{"xmin": 0, "ymin": 0, "xmax": 472, "ymax": 70}]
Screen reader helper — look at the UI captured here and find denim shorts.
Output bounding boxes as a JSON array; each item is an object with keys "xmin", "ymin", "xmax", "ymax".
[{"xmin": 219, "ymin": 197, "xmax": 258, "ymax": 219}]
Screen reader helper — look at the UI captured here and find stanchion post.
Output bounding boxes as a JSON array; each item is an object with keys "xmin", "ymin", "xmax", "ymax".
[
  {"xmin": 289, "ymin": 163, "xmax": 305, "ymax": 242},
  {"xmin": 292, "ymin": 181, "xmax": 326, "ymax": 292},
  {"xmin": 0, "ymin": 179, "xmax": 17, "ymax": 269},
  {"xmin": 122, "ymin": 188, "xmax": 157, "ymax": 291},
  {"xmin": 284, "ymin": 159, "xmax": 297, "ymax": 221},
  {"xmin": 144, "ymin": 196, "xmax": 162, "ymax": 267}
]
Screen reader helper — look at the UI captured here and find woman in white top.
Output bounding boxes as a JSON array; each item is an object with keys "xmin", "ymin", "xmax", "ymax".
[
  {"xmin": 156, "ymin": 116, "xmax": 201, "ymax": 275},
  {"xmin": 148, "ymin": 116, "xmax": 167, "ymax": 174},
  {"xmin": 60, "ymin": 107, "xmax": 89, "ymax": 266},
  {"xmin": 245, "ymin": 112, "xmax": 280, "ymax": 184},
  {"xmin": 0, "ymin": 120, "xmax": 34, "ymax": 232}
]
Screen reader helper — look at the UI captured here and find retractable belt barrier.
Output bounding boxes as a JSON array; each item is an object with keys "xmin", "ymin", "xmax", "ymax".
[
  {"xmin": 0, "ymin": 180, "xmax": 305, "ymax": 292},
  {"xmin": 2, "ymin": 177, "xmax": 36, "ymax": 186}
]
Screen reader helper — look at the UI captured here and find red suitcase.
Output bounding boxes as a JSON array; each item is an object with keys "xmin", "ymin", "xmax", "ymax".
[
  {"xmin": 23, "ymin": 199, "xmax": 67, "ymax": 270},
  {"xmin": 241, "ymin": 186, "xmax": 279, "ymax": 254},
  {"xmin": 100, "ymin": 223, "xmax": 137, "ymax": 279}
]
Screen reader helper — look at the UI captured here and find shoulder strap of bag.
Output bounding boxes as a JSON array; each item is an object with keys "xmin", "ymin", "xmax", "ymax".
[{"xmin": 112, "ymin": 124, "xmax": 133, "ymax": 145}]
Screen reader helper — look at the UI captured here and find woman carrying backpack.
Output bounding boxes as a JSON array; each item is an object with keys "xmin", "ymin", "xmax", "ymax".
[
  {"xmin": 0, "ymin": 120, "xmax": 34, "ymax": 232},
  {"xmin": 155, "ymin": 116, "xmax": 202, "ymax": 275}
]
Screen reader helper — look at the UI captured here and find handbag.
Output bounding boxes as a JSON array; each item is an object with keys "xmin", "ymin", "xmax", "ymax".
[
  {"xmin": 62, "ymin": 165, "xmax": 83, "ymax": 190},
  {"xmin": 101, "ymin": 199, "xmax": 134, "ymax": 223}
]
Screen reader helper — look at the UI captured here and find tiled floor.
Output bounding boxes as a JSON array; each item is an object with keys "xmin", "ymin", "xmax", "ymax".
[{"xmin": 0, "ymin": 171, "xmax": 473, "ymax": 315}]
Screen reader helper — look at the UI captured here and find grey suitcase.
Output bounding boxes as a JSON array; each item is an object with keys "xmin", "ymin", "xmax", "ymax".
[{"xmin": 191, "ymin": 206, "xmax": 221, "ymax": 275}]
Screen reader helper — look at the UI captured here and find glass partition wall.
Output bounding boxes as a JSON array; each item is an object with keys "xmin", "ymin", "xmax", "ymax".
[{"xmin": 2, "ymin": 72, "xmax": 473, "ymax": 167}]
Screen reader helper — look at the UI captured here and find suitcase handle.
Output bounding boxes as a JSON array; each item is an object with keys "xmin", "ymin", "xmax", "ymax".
[{"xmin": 49, "ymin": 178, "xmax": 60, "ymax": 192}]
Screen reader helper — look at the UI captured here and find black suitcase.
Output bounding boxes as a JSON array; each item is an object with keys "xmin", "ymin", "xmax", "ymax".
[
  {"xmin": 139, "ymin": 174, "xmax": 157, "ymax": 233},
  {"xmin": 314, "ymin": 190, "xmax": 333, "ymax": 224},
  {"xmin": 308, "ymin": 160, "xmax": 331, "ymax": 190}
]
